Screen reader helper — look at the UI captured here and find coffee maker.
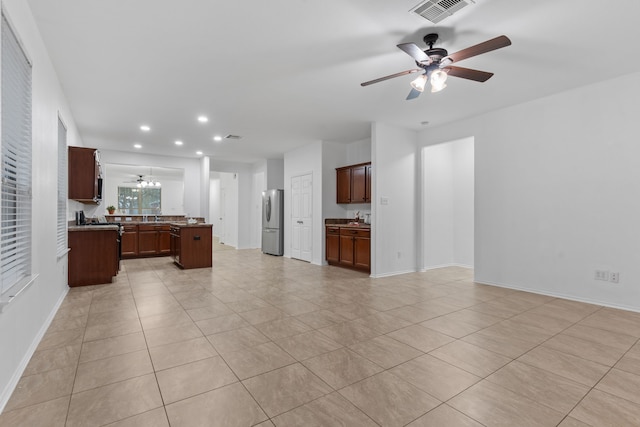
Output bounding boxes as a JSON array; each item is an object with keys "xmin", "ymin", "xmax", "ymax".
[{"xmin": 75, "ymin": 210, "xmax": 86, "ymax": 225}]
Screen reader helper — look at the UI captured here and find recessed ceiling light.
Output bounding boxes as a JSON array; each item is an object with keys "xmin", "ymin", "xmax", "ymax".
[
  {"xmin": 175, "ymin": 140, "xmax": 183, "ymax": 146},
  {"xmin": 133, "ymin": 143, "xmax": 142, "ymax": 149},
  {"xmin": 197, "ymin": 116, "xmax": 208, "ymax": 123},
  {"xmin": 213, "ymin": 135, "xmax": 222, "ymax": 142},
  {"xmin": 196, "ymin": 151, "xmax": 203, "ymax": 155},
  {"xmin": 140, "ymin": 125, "xmax": 150, "ymax": 132}
]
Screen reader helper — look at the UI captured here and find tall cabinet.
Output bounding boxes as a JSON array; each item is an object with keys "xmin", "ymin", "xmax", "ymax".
[{"xmin": 68, "ymin": 146, "xmax": 102, "ymax": 204}]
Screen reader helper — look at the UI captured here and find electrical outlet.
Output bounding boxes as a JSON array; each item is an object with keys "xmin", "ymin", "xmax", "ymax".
[
  {"xmin": 610, "ymin": 272, "xmax": 619, "ymax": 283},
  {"xmin": 594, "ymin": 270, "xmax": 609, "ymax": 281}
]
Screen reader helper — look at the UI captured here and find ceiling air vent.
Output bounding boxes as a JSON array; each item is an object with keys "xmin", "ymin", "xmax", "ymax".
[
  {"xmin": 409, "ymin": 0, "xmax": 474, "ymax": 23},
  {"xmin": 224, "ymin": 134, "xmax": 242, "ymax": 140}
]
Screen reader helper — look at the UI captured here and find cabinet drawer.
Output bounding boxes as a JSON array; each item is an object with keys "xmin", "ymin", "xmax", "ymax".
[
  {"xmin": 138, "ymin": 224, "xmax": 170, "ymax": 231},
  {"xmin": 326, "ymin": 227, "xmax": 341, "ymax": 235},
  {"xmin": 122, "ymin": 225, "xmax": 138, "ymax": 232},
  {"xmin": 340, "ymin": 228, "xmax": 370, "ymax": 238}
]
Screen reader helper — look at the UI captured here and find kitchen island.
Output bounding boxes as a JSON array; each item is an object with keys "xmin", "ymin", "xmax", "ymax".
[{"xmin": 170, "ymin": 223, "xmax": 213, "ymax": 269}]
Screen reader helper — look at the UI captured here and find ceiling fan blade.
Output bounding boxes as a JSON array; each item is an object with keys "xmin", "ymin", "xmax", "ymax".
[
  {"xmin": 444, "ymin": 66, "xmax": 494, "ymax": 82},
  {"xmin": 444, "ymin": 35, "xmax": 511, "ymax": 63},
  {"xmin": 406, "ymin": 88, "xmax": 422, "ymax": 100},
  {"xmin": 361, "ymin": 68, "xmax": 422, "ymax": 87},
  {"xmin": 397, "ymin": 43, "xmax": 431, "ymax": 65}
]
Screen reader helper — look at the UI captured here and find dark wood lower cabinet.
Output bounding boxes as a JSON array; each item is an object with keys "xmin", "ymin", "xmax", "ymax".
[
  {"xmin": 122, "ymin": 223, "xmax": 171, "ymax": 258},
  {"xmin": 120, "ymin": 225, "xmax": 138, "ymax": 258},
  {"xmin": 172, "ymin": 224, "xmax": 212, "ymax": 269},
  {"xmin": 354, "ymin": 235, "xmax": 371, "ymax": 270},
  {"xmin": 325, "ymin": 227, "xmax": 341, "ymax": 263},
  {"xmin": 68, "ymin": 228, "xmax": 119, "ymax": 287},
  {"xmin": 138, "ymin": 229, "xmax": 158, "ymax": 256},
  {"xmin": 326, "ymin": 226, "xmax": 370, "ymax": 273}
]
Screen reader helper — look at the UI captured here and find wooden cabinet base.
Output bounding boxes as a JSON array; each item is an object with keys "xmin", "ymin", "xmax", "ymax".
[
  {"xmin": 326, "ymin": 226, "xmax": 370, "ymax": 273},
  {"xmin": 68, "ymin": 229, "xmax": 119, "ymax": 287},
  {"xmin": 171, "ymin": 225, "xmax": 213, "ymax": 269}
]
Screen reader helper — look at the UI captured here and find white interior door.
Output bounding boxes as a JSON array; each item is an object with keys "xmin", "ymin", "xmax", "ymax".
[{"xmin": 291, "ymin": 173, "xmax": 312, "ymax": 262}]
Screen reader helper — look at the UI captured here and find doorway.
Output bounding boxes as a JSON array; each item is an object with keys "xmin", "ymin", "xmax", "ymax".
[
  {"xmin": 291, "ymin": 173, "xmax": 312, "ymax": 262},
  {"xmin": 422, "ymin": 137, "xmax": 474, "ymax": 269}
]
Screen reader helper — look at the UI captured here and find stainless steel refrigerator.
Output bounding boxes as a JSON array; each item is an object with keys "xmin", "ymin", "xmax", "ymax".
[{"xmin": 262, "ymin": 189, "xmax": 284, "ymax": 256}]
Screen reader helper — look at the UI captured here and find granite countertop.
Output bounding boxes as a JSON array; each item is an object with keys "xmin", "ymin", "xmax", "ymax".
[
  {"xmin": 328, "ymin": 223, "xmax": 371, "ymax": 229},
  {"xmin": 325, "ymin": 218, "xmax": 370, "ymax": 229},
  {"xmin": 169, "ymin": 222, "xmax": 213, "ymax": 228},
  {"xmin": 69, "ymin": 224, "xmax": 120, "ymax": 231}
]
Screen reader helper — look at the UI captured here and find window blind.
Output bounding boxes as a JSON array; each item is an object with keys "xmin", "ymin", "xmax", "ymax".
[
  {"xmin": 57, "ymin": 117, "xmax": 67, "ymax": 255},
  {"xmin": 1, "ymin": 14, "xmax": 33, "ymax": 295}
]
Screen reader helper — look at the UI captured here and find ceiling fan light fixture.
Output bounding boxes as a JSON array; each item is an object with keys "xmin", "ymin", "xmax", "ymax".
[
  {"xmin": 430, "ymin": 69, "xmax": 448, "ymax": 92},
  {"xmin": 410, "ymin": 74, "xmax": 428, "ymax": 92}
]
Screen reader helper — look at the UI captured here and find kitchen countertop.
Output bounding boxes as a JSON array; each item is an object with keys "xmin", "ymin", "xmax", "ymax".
[
  {"xmin": 69, "ymin": 224, "xmax": 120, "ymax": 231},
  {"xmin": 169, "ymin": 223, "xmax": 212, "ymax": 228},
  {"xmin": 325, "ymin": 218, "xmax": 370, "ymax": 229},
  {"xmin": 327, "ymin": 223, "xmax": 370, "ymax": 229}
]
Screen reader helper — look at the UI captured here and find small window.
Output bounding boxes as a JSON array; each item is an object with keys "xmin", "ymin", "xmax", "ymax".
[{"xmin": 117, "ymin": 187, "xmax": 161, "ymax": 215}]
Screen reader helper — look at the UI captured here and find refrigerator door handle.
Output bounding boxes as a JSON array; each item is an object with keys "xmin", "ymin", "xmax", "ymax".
[{"xmin": 265, "ymin": 196, "xmax": 271, "ymax": 222}]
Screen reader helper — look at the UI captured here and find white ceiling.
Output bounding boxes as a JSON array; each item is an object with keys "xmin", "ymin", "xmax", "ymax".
[{"xmin": 26, "ymin": 0, "xmax": 640, "ymax": 164}]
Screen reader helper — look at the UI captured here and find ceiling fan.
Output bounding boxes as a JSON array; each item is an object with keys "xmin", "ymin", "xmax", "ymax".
[
  {"xmin": 361, "ymin": 33, "xmax": 511, "ymax": 100},
  {"xmin": 125, "ymin": 174, "xmax": 161, "ymax": 187}
]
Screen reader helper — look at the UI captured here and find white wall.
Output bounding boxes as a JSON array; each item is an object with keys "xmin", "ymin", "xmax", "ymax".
[
  {"xmin": 345, "ymin": 137, "xmax": 372, "ymax": 165},
  {"xmin": 251, "ymin": 171, "xmax": 265, "ymax": 249},
  {"xmin": 0, "ymin": 0, "xmax": 82, "ymax": 411},
  {"xmin": 102, "ymin": 170, "xmax": 184, "ymax": 216},
  {"xmin": 219, "ymin": 172, "xmax": 239, "ymax": 248},
  {"xmin": 422, "ymin": 143, "xmax": 454, "ymax": 268},
  {"xmin": 371, "ymin": 123, "xmax": 418, "ymax": 277},
  {"xmin": 421, "ymin": 71, "xmax": 640, "ymax": 311},
  {"xmin": 98, "ymin": 150, "xmax": 201, "ymax": 218},
  {"xmin": 452, "ymin": 138, "xmax": 474, "ymax": 267},
  {"xmin": 422, "ymin": 137, "xmax": 474, "ymax": 270},
  {"xmin": 266, "ymin": 158, "xmax": 284, "ymax": 190},
  {"xmin": 284, "ymin": 141, "xmax": 323, "ymax": 264},
  {"xmin": 200, "ymin": 156, "xmax": 210, "ymax": 222},
  {"xmin": 209, "ymin": 175, "xmax": 221, "ymax": 237}
]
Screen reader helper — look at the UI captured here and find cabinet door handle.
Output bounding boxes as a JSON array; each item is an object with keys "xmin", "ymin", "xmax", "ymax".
[{"xmin": 297, "ymin": 220, "xmax": 303, "ymax": 224}]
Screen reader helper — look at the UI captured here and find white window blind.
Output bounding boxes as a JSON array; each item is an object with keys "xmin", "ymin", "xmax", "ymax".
[
  {"xmin": 57, "ymin": 117, "xmax": 67, "ymax": 255},
  {"xmin": 1, "ymin": 14, "xmax": 33, "ymax": 295}
]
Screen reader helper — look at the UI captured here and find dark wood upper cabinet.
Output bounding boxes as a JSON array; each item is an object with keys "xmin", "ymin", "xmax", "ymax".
[
  {"xmin": 365, "ymin": 164, "xmax": 372, "ymax": 203},
  {"xmin": 336, "ymin": 162, "xmax": 371, "ymax": 204},
  {"xmin": 68, "ymin": 146, "xmax": 102, "ymax": 204},
  {"xmin": 351, "ymin": 165, "xmax": 366, "ymax": 203},
  {"xmin": 336, "ymin": 167, "xmax": 352, "ymax": 203}
]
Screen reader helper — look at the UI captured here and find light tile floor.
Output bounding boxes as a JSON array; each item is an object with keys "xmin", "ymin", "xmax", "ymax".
[{"xmin": 2, "ymin": 242, "xmax": 640, "ymax": 426}]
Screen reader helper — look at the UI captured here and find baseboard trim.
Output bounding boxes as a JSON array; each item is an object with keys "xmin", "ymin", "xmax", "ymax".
[
  {"xmin": 0, "ymin": 287, "xmax": 69, "ymax": 413},
  {"xmin": 474, "ymin": 279, "xmax": 640, "ymax": 314}
]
